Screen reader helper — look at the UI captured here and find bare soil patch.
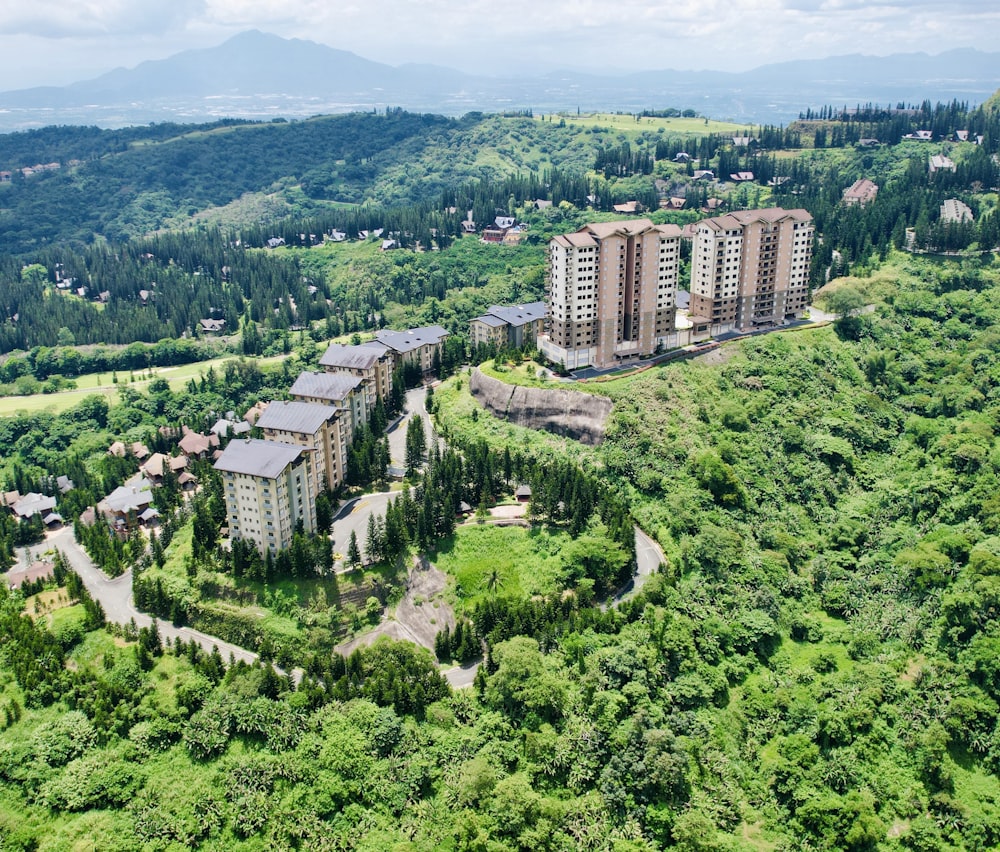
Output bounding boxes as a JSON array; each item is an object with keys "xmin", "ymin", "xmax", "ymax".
[{"xmin": 336, "ymin": 557, "xmax": 455, "ymax": 656}]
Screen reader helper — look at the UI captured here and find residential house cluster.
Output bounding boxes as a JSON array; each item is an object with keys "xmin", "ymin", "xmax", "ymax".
[
  {"xmin": 539, "ymin": 207, "xmax": 814, "ymax": 370},
  {"xmin": 216, "ymin": 324, "xmax": 449, "ymax": 555}
]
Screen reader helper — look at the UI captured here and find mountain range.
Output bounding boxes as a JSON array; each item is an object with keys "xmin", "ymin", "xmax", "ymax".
[{"xmin": 1, "ymin": 30, "xmax": 999, "ymax": 131}]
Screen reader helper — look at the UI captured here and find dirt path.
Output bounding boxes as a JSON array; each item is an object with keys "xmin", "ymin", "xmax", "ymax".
[{"xmin": 336, "ymin": 556, "xmax": 455, "ymax": 657}]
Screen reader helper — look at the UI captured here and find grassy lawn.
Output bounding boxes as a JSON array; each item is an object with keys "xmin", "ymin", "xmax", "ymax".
[
  {"xmin": 0, "ymin": 353, "xmax": 289, "ymax": 418},
  {"xmin": 538, "ymin": 112, "xmax": 746, "ymax": 138},
  {"xmin": 430, "ymin": 524, "xmax": 573, "ymax": 606}
]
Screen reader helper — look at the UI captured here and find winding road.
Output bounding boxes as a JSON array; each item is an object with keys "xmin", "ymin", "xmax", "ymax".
[{"xmin": 24, "ymin": 384, "xmax": 663, "ymax": 689}]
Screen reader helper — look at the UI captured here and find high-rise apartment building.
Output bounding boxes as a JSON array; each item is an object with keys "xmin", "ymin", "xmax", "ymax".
[
  {"xmin": 539, "ymin": 219, "xmax": 682, "ymax": 370},
  {"xmin": 689, "ymin": 208, "xmax": 813, "ymax": 332},
  {"xmin": 214, "ymin": 438, "xmax": 316, "ymax": 555}
]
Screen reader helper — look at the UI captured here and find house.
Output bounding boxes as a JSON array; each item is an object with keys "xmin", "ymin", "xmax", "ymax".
[
  {"xmin": 732, "ymin": 136, "xmax": 754, "ymax": 147},
  {"xmin": 702, "ymin": 198, "xmax": 725, "ymax": 212},
  {"xmin": 857, "ymin": 138, "xmax": 880, "ymax": 148},
  {"xmin": 6, "ymin": 560, "xmax": 55, "ymax": 590},
  {"xmin": 56, "ymin": 476, "xmax": 74, "ymax": 494},
  {"xmin": 243, "ymin": 401, "xmax": 270, "ymax": 426},
  {"xmin": 905, "ymin": 130, "xmax": 934, "ymax": 141},
  {"xmin": 210, "ymin": 418, "xmax": 251, "ymax": 439},
  {"xmin": 940, "ymin": 199, "xmax": 974, "ymax": 224},
  {"xmin": 11, "ymin": 492, "xmax": 57, "ymax": 520},
  {"xmin": 130, "ymin": 442, "xmax": 150, "ymax": 460},
  {"xmin": 693, "ymin": 170, "xmax": 715, "ymax": 181},
  {"xmin": 729, "ymin": 172, "xmax": 755, "ymax": 183},
  {"xmin": 929, "ymin": 154, "xmax": 956, "ymax": 174},
  {"xmin": 329, "ymin": 229, "xmax": 348, "ymax": 242},
  {"xmin": 843, "ymin": 178, "xmax": 879, "ymax": 207},
  {"xmin": 515, "ymin": 485, "xmax": 532, "ymax": 502},
  {"xmin": 767, "ymin": 176, "xmax": 791, "ymax": 187},
  {"xmin": 673, "ymin": 152, "xmax": 692, "ymax": 162},
  {"xmin": 178, "ymin": 429, "xmax": 220, "ymax": 459},
  {"xmin": 0, "ymin": 171, "xmax": 11, "ymax": 183},
  {"xmin": 534, "ymin": 199, "xmax": 553, "ymax": 210},
  {"xmin": 140, "ymin": 452, "xmax": 187, "ymax": 483},
  {"xmin": 98, "ymin": 476, "xmax": 155, "ymax": 528},
  {"xmin": 664, "ymin": 197, "xmax": 686, "ymax": 210},
  {"xmin": 266, "ymin": 237, "xmax": 285, "ymax": 248},
  {"xmin": 199, "ymin": 318, "xmax": 226, "ymax": 333},
  {"xmin": 613, "ymin": 201, "xmax": 642, "ymax": 214},
  {"xmin": 380, "ymin": 239, "xmax": 399, "ymax": 251}
]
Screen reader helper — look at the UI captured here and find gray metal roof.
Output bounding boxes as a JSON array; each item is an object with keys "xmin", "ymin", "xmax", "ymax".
[
  {"xmin": 319, "ymin": 342, "xmax": 389, "ymax": 370},
  {"xmin": 214, "ymin": 438, "xmax": 309, "ymax": 479},
  {"xmin": 472, "ymin": 314, "xmax": 508, "ymax": 328},
  {"xmin": 374, "ymin": 325, "xmax": 449, "ymax": 354},
  {"xmin": 290, "ymin": 371, "xmax": 362, "ymax": 402},
  {"xmin": 483, "ymin": 302, "xmax": 547, "ymax": 328},
  {"xmin": 256, "ymin": 400, "xmax": 339, "ymax": 434}
]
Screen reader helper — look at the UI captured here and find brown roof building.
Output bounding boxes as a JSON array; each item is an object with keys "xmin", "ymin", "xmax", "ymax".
[
  {"xmin": 689, "ymin": 207, "xmax": 814, "ymax": 332},
  {"xmin": 540, "ymin": 219, "xmax": 682, "ymax": 370}
]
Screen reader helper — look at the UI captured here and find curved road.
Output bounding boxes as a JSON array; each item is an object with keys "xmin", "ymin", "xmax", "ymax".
[{"xmin": 27, "ymin": 384, "xmax": 664, "ymax": 690}]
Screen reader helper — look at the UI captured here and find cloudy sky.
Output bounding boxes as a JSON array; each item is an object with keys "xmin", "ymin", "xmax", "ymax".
[{"xmin": 0, "ymin": 0, "xmax": 996, "ymax": 90}]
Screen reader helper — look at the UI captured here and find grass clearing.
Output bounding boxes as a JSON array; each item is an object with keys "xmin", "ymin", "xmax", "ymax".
[
  {"xmin": 538, "ymin": 112, "xmax": 746, "ymax": 138},
  {"xmin": 430, "ymin": 524, "xmax": 572, "ymax": 606},
  {"xmin": 0, "ymin": 353, "xmax": 289, "ymax": 418}
]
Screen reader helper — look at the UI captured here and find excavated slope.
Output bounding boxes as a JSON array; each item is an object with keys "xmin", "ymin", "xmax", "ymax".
[{"xmin": 469, "ymin": 368, "xmax": 613, "ymax": 446}]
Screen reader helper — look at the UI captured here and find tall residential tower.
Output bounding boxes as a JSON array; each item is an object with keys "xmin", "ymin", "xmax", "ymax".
[
  {"xmin": 539, "ymin": 219, "xmax": 682, "ymax": 370},
  {"xmin": 689, "ymin": 207, "xmax": 813, "ymax": 332}
]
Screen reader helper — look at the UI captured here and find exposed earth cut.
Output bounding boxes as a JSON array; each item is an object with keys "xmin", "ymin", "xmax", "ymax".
[{"xmin": 469, "ymin": 368, "xmax": 613, "ymax": 446}]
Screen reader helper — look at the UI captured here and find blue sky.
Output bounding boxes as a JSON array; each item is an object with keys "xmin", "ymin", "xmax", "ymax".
[{"xmin": 0, "ymin": 0, "xmax": 997, "ymax": 89}]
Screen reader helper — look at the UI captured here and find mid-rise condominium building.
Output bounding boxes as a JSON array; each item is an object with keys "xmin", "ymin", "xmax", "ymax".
[
  {"xmin": 255, "ymin": 400, "xmax": 348, "ymax": 494},
  {"xmin": 689, "ymin": 207, "xmax": 813, "ymax": 332},
  {"xmin": 214, "ymin": 438, "xmax": 316, "ymax": 555},
  {"xmin": 539, "ymin": 219, "xmax": 682, "ymax": 370},
  {"xmin": 470, "ymin": 302, "xmax": 547, "ymax": 350},
  {"xmin": 319, "ymin": 342, "xmax": 393, "ymax": 407},
  {"xmin": 289, "ymin": 371, "xmax": 368, "ymax": 442}
]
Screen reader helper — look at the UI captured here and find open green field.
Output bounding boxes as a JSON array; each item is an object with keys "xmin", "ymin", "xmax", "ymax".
[
  {"xmin": 0, "ymin": 353, "xmax": 289, "ymax": 418},
  {"xmin": 430, "ymin": 524, "xmax": 574, "ymax": 606},
  {"xmin": 538, "ymin": 111, "xmax": 746, "ymax": 138}
]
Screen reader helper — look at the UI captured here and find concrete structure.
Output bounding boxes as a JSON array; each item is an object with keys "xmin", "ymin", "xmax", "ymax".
[
  {"xmin": 319, "ymin": 342, "xmax": 393, "ymax": 410},
  {"xmin": 289, "ymin": 371, "xmax": 367, "ymax": 441},
  {"xmin": 470, "ymin": 302, "xmax": 547, "ymax": 350},
  {"xmin": 255, "ymin": 400, "xmax": 348, "ymax": 494},
  {"xmin": 940, "ymin": 198, "xmax": 974, "ymax": 224},
  {"xmin": 373, "ymin": 325, "xmax": 449, "ymax": 376},
  {"xmin": 539, "ymin": 219, "xmax": 682, "ymax": 370},
  {"xmin": 689, "ymin": 207, "xmax": 813, "ymax": 332},
  {"xmin": 843, "ymin": 178, "xmax": 879, "ymax": 207},
  {"xmin": 214, "ymin": 438, "xmax": 316, "ymax": 555}
]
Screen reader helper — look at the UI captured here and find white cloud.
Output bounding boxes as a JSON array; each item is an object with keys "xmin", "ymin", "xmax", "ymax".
[
  {"xmin": 0, "ymin": 0, "xmax": 207, "ymax": 38},
  {"xmin": 0, "ymin": 0, "xmax": 996, "ymax": 88}
]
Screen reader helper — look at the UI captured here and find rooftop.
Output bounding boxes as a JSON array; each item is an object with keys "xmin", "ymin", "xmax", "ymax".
[
  {"xmin": 374, "ymin": 325, "xmax": 449, "ymax": 354},
  {"xmin": 290, "ymin": 371, "xmax": 363, "ymax": 402},
  {"xmin": 214, "ymin": 438, "xmax": 310, "ymax": 479},
  {"xmin": 481, "ymin": 302, "xmax": 547, "ymax": 328},
  {"xmin": 319, "ymin": 342, "xmax": 390, "ymax": 371},
  {"xmin": 256, "ymin": 400, "xmax": 340, "ymax": 434}
]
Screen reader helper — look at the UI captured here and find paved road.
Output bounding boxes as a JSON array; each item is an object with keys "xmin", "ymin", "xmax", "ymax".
[{"xmin": 29, "ymin": 527, "xmax": 259, "ymax": 666}]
